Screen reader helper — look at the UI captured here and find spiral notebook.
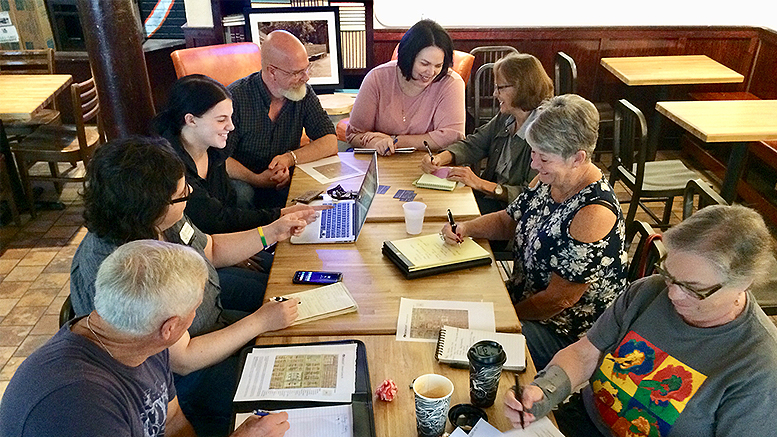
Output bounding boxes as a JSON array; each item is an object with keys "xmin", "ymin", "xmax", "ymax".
[
  {"xmin": 435, "ymin": 325, "xmax": 526, "ymax": 372},
  {"xmin": 413, "ymin": 173, "xmax": 457, "ymax": 191}
]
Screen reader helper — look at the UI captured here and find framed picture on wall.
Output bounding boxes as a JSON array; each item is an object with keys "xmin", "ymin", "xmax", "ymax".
[{"xmin": 245, "ymin": 6, "xmax": 343, "ymax": 91}]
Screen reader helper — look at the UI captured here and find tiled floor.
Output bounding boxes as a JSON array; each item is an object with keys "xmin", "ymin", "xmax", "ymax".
[{"xmin": 0, "ymin": 154, "xmax": 774, "ymax": 402}]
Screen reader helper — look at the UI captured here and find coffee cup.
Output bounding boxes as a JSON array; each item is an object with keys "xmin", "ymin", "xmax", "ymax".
[
  {"xmin": 467, "ymin": 340, "xmax": 507, "ymax": 408},
  {"xmin": 412, "ymin": 373, "xmax": 454, "ymax": 437}
]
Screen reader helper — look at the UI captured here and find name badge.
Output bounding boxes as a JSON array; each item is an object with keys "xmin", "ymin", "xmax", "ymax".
[{"xmin": 179, "ymin": 221, "xmax": 194, "ymax": 245}]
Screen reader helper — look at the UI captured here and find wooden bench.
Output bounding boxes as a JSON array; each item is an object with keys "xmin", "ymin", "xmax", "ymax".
[{"xmin": 681, "ymin": 92, "xmax": 777, "ymax": 225}]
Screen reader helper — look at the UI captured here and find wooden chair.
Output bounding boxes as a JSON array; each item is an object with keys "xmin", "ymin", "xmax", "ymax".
[
  {"xmin": 170, "ymin": 42, "xmax": 261, "ymax": 86},
  {"xmin": 682, "ymin": 178, "xmax": 727, "ymax": 219},
  {"xmin": 0, "ymin": 49, "xmax": 61, "ymax": 139},
  {"xmin": 554, "ymin": 52, "xmax": 614, "ymax": 161},
  {"xmin": 0, "ymin": 155, "xmax": 21, "ymax": 226},
  {"xmin": 625, "ymin": 220, "xmax": 666, "ymax": 282},
  {"xmin": 609, "ymin": 99, "xmax": 700, "ymax": 230},
  {"xmin": 11, "ymin": 77, "xmax": 105, "ymax": 217}
]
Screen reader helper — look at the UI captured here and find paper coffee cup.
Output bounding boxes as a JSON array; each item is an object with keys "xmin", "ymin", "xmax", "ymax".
[{"xmin": 413, "ymin": 373, "xmax": 454, "ymax": 437}]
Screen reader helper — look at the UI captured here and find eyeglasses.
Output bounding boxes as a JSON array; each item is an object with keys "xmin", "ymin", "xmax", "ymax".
[
  {"xmin": 654, "ymin": 256, "xmax": 724, "ymax": 300},
  {"xmin": 170, "ymin": 183, "xmax": 192, "ymax": 204},
  {"xmin": 326, "ymin": 184, "xmax": 357, "ymax": 200},
  {"xmin": 494, "ymin": 84, "xmax": 514, "ymax": 93},
  {"xmin": 270, "ymin": 63, "xmax": 312, "ymax": 79}
]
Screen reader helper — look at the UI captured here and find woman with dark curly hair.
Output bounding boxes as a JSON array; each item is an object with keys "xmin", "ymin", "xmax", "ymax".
[
  {"xmin": 70, "ymin": 136, "xmax": 314, "ymax": 436},
  {"xmin": 346, "ymin": 19, "xmax": 465, "ymax": 155}
]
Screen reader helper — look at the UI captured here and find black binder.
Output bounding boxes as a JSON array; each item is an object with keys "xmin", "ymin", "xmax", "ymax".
[
  {"xmin": 232, "ymin": 339, "xmax": 376, "ymax": 437},
  {"xmin": 382, "ymin": 241, "xmax": 493, "ymax": 279}
]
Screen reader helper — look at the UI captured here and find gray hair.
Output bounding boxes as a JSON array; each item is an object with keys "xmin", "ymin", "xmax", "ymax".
[
  {"xmin": 94, "ymin": 240, "xmax": 207, "ymax": 336},
  {"xmin": 663, "ymin": 205, "xmax": 775, "ymax": 286},
  {"xmin": 525, "ymin": 94, "xmax": 599, "ymax": 160}
]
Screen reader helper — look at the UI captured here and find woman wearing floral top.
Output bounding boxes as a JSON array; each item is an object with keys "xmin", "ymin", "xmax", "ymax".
[{"xmin": 441, "ymin": 94, "xmax": 627, "ymax": 370}]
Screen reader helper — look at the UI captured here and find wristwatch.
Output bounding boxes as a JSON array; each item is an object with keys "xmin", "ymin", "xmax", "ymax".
[{"xmin": 493, "ymin": 184, "xmax": 504, "ymax": 196}]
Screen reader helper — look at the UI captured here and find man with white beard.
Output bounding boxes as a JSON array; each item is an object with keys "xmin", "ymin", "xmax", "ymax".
[{"xmin": 226, "ymin": 30, "xmax": 337, "ymax": 208}]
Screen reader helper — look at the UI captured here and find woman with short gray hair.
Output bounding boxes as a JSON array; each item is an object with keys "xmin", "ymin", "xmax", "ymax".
[
  {"xmin": 441, "ymin": 94, "xmax": 627, "ymax": 370},
  {"xmin": 505, "ymin": 204, "xmax": 777, "ymax": 437}
]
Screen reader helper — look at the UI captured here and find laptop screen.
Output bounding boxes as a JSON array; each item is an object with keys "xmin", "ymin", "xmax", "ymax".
[{"xmin": 353, "ymin": 154, "xmax": 378, "ymax": 236}]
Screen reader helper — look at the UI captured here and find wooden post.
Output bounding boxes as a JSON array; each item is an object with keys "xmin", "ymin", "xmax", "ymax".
[{"xmin": 77, "ymin": 0, "xmax": 155, "ymax": 139}]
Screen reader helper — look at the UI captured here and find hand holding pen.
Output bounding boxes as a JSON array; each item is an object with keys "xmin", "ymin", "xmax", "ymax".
[
  {"xmin": 423, "ymin": 141, "xmax": 434, "ymax": 160},
  {"xmin": 237, "ymin": 410, "xmax": 290, "ymax": 437},
  {"xmin": 505, "ymin": 377, "xmax": 544, "ymax": 430}
]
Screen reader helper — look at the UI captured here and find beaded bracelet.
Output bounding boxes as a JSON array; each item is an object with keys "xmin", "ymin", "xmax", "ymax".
[
  {"xmin": 289, "ymin": 150, "xmax": 298, "ymax": 166},
  {"xmin": 257, "ymin": 226, "xmax": 268, "ymax": 248}
]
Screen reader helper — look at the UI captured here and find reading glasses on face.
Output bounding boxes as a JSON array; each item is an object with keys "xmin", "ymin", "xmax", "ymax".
[
  {"xmin": 494, "ymin": 84, "xmax": 514, "ymax": 93},
  {"xmin": 170, "ymin": 184, "xmax": 192, "ymax": 204},
  {"xmin": 271, "ymin": 63, "xmax": 312, "ymax": 79},
  {"xmin": 654, "ymin": 257, "xmax": 724, "ymax": 300}
]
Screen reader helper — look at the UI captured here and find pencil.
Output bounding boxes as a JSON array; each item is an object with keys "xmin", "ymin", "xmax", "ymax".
[{"xmin": 514, "ymin": 373, "xmax": 525, "ymax": 429}]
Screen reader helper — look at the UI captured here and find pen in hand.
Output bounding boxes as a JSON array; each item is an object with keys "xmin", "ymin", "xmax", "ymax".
[
  {"xmin": 447, "ymin": 209, "xmax": 462, "ymax": 243},
  {"xmin": 271, "ymin": 296, "xmax": 301, "ymax": 304},
  {"xmin": 254, "ymin": 409, "xmax": 271, "ymax": 417},
  {"xmin": 514, "ymin": 373, "xmax": 525, "ymax": 429},
  {"xmin": 423, "ymin": 141, "xmax": 434, "ymax": 160}
]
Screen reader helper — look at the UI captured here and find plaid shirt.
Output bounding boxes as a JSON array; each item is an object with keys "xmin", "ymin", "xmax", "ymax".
[{"xmin": 226, "ymin": 71, "xmax": 336, "ymax": 173}]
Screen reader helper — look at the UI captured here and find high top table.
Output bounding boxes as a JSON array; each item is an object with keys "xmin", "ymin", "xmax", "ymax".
[
  {"xmin": 289, "ymin": 152, "xmax": 482, "ymax": 222},
  {"xmin": 263, "ymin": 220, "xmax": 520, "ymax": 337},
  {"xmin": 655, "ymin": 100, "xmax": 777, "ymax": 202},
  {"xmin": 600, "ymin": 55, "xmax": 744, "ymax": 159},
  {"xmin": 0, "ymin": 74, "xmax": 73, "ymax": 207}
]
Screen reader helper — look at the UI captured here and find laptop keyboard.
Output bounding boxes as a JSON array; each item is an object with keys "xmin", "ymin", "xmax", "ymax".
[{"xmin": 320, "ymin": 202, "xmax": 353, "ymax": 238}]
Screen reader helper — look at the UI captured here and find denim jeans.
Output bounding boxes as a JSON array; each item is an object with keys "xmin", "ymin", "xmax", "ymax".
[
  {"xmin": 521, "ymin": 320, "xmax": 577, "ymax": 371},
  {"xmin": 216, "ymin": 251, "xmax": 273, "ymax": 313},
  {"xmin": 175, "ymin": 354, "xmax": 240, "ymax": 437}
]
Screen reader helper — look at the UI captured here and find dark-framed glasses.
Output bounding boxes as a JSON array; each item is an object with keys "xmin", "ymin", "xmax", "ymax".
[
  {"xmin": 170, "ymin": 184, "xmax": 192, "ymax": 204},
  {"xmin": 654, "ymin": 256, "xmax": 724, "ymax": 300},
  {"xmin": 494, "ymin": 84, "xmax": 514, "ymax": 93},
  {"xmin": 270, "ymin": 63, "xmax": 312, "ymax": 79},
  {"xmin": 326, "ymin": 184, "xmax": 357, "ymax": 200}
]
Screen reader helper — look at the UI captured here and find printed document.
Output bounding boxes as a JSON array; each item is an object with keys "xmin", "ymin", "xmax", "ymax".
[
  {"xmin": 450, "ymin": 417, "xmax": 563, "ymax": 437},
  {"xmin": 233, "ymin": 343, "xmax": 357, "ymax": 402},
  {"xmin": 297, "ymin": 155, "xmax": 364, "ymax": 184},
  {"xmin": 396, "ymin": 298, "xmax": 495, "ymax": 342},
  {"xmin": 234, "ymin": 404, "xmax": 353, "ymax": 437}
]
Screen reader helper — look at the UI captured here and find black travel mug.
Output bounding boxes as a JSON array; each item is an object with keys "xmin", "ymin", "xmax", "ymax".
[{"xmin": 467, "ymin": 340, "xmax": 507, "ymax": 408}]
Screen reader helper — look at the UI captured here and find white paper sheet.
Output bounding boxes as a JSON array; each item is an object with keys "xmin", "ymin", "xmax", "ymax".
[
  {"xmin": 395, "ymin": 298, "xmax": 496, "ymax": 342},
  {"xmin": 458, "ymin": 417, "xmax": 563, "ymax": 437},
  {"xmin": 234, "ymin": 404, "xmax": 353, "ymax": 437},
  {"xmin": 296, "ymin": 155, "xmax": 365, "ymax": 184},
  {"xmin": 233, "ymin": 343, "xmax": 357, "ymax": 402}
]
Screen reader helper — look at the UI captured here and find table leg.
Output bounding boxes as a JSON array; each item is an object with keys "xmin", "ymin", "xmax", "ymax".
[
  {"xmin": 646, "ymin": 86, "xmax": 670, "ymax": 161},
  {"xmin": 0, "ymin": 119, "xmax": 29, "ymax": 209},
  {"xmin": 720, "ymin": 142, "xmax": 747, "ymax": 203}
]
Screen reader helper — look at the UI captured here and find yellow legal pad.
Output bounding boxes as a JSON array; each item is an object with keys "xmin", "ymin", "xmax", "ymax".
[{"xmin": 382, "ymin": 233, "xmax": 492, "ymax": 278}]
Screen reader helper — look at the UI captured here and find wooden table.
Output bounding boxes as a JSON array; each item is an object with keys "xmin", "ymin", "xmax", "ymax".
[
  {"xmin": 255, "ymin": 335, "xmax": 541, "ymax": 436},
  {"xmin": 0, "ymin": 74, "xmax": 73, "ymax": 206},
  {"xmin": 600, "ymin": 55, "xmax": 744, "ymax": 158},
  {"xmin": 289, "ymin": 152, "xmax": 482, "ymax": 222},
  {"xmin": 264, "ymin": 220, "xmax": 520, "ymax": 336},
  {"xmin": 656, "ymin": 100, "xmax": 777, "ymax": 202}
]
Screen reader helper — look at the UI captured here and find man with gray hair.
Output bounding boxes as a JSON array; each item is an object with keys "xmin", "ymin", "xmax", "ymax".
[
  {"xmin": 227, "ymin": 29, "xmax": 337, "ymax": 208},
  {"xmin": 0, "ymin": 240, "xmax": 290, "ymax": 437}
]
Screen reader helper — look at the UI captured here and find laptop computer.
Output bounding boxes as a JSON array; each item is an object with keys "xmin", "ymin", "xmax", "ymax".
[{"xmin": 290, "ymin": 153, "xmax": 378, "ymax": 244}]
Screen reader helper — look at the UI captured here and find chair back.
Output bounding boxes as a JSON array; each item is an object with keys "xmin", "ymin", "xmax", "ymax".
[
  {"xmin": 473, "ymin": 63, "xmax": 497, "ymax": 128},
  {"xmin": 71, "ymin": 77, "xmax": 105, "ymax": 163},
  {"xmin": 0, "ymin": 49, "xmax": 55, "ymax": 74},
  {"xmin": 554, "ymin": 52, "xmax": 577, "ymax": 95},
  {"xmin": 682, "ymin": 178, "xmax": 727, "ymax": 219},
  {"xmin": 170, "ymin": 42, "xmax": 262, "ymax": 86},
  {"xmin": 625, "ymin": 220, "xmax": 666, "ymax": 282},
  {"xmin": 390, "ymin": 45, "xmax": 475, "ymax": 85},
  {"xmin": 612, "ymin": 99, "xmax": 649, "ymax": 190},
  {"xmin": 466, "ymin": 46, "xmax": 518, "ymax": 122}
]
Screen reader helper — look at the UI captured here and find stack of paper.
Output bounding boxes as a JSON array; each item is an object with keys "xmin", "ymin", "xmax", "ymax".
[
  {"xmin": 278, "ymin": 282, "xmax": 358, "ymax": 326},
  {"xmin": 413, "ymin": 173, "xmax": 457, "ymax": 191}
]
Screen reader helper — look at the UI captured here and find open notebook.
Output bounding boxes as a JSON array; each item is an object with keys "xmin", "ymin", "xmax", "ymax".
[
  {"xmin": 436, "ymin": 325, "xmax": 526, "ymax": 372},
  {"xmin": 413, "ymin": 173, "xmax": 457, "ymax": 191}
]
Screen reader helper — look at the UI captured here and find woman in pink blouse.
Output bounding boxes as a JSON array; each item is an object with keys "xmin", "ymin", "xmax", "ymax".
[{"xmin": 346, "ymin": 19, "xmax": 465, "ymax": 155}]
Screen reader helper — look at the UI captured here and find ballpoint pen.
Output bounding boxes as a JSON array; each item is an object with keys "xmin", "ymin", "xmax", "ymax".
[
  {"xmin": 514, "ymin": 373, "xmax": 525, "ymax": 429},
  {"xmin": 253, "ymin": 409, "xmax": 271, "ymax": 417},
  {"xmin": 423, "ymin": 140, "xmax": 434, "ymax": 159},
  {"xmin": 271, "ymin": 296, "xmax": 301, "ymax": 304},
  {"xmin": 447, "ymin": 208, "xmax": 457, "ymax": 235}
]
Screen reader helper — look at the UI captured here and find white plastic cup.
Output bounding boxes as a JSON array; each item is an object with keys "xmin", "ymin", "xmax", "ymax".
[
  {"xmin": 403, "ymin": 201, "xmax": 427, "ymax": 235},
  {"xmin": 412, "ymin": 373, "xmax": 454, "ymax": 437}
]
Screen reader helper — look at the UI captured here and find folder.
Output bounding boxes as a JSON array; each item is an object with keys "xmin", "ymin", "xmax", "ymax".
[
  {"xmin": 382, "ymin": 233, "xmax": 492, "ymax": 279},
  {"xmin": 232, "ymin": 340, "xmax": 376, "ymax": 437}
]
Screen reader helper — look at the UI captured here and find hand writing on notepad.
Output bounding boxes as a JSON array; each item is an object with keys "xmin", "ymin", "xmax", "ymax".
[
  {"xmin": 504, "ymin": 383, "xmax": 545, "ymax": 429},
  {"xmin": 441, "ymin": 222, "xmax": 464, "ymax": 245}
]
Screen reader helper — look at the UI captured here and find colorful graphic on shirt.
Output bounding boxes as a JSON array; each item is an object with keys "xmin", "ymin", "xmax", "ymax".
[{"xmin": 591, "ymin": 331, "xmax": 707, "ymax": 436}]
